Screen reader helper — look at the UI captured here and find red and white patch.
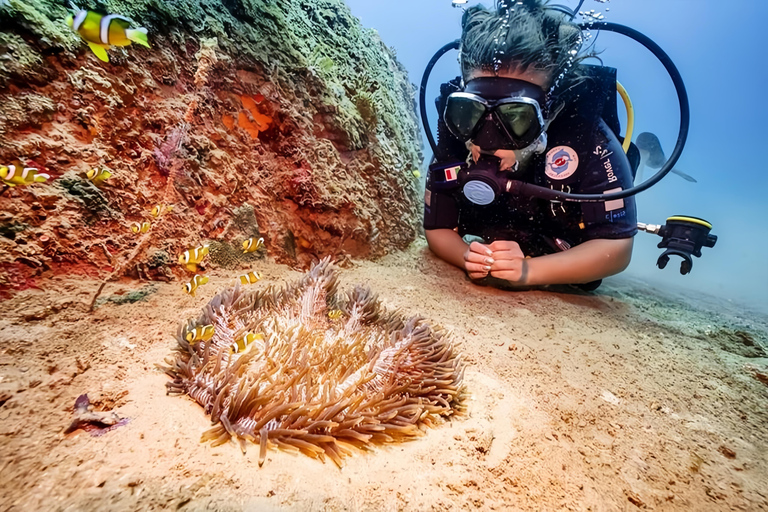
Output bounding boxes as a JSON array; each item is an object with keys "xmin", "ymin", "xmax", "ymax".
[{"xmin": 545, "ymin": 146, "xmax": 579, "ymax": 181}]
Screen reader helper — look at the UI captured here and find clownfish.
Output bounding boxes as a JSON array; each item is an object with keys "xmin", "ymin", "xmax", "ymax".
[
  {"xmin": 185, "ymin": 324, "xmax": 215, "ymax": 344},
  {"xmin": 66, "ymin": 7, "xmax": 150, "ymax": 63},
  {"xmin": 130, "ymin": 221, "xmax": 151, "ymax": 234},
  {"xmin": 229, "ymin": 332, "xmax": 264, "ymax": 355},
  {"xmin": 328, "ymin": 309, "xmax": 343, "ymax": 320},
  {"xmin": 183, "ymin": 274, "xmax": 208, "ymax": 297},
  {"xmin": 178, "ymin": 244, "xmax": 209, "ymax": 272},
  {"xmin": 1, "ymin": 161, "xmax": 50, "ymax": 187},
  {"xmin": 87, "ymin": 168, "xmax": 111, "ymax": 186},
  {"xmin": 242, "ymin": 237, "xmax": 264, "ymax": 254},
  {"xmin": 238, "ymin": 271, "xmax": 261, "ymax": 285},
  {"xmin": 150, "ymin": 204, "xmax": 174, "ymax": 217}
]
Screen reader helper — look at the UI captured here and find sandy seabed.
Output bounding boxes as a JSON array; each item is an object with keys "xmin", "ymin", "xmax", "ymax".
[{"xmin": 1, "ymin": 241, "xmax": 767, "ymax": 512}]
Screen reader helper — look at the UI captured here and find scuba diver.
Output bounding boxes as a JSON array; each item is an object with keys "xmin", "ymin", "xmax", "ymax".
[{"xmin": 422, "ymin": 0, "xmax": 716, "ymax": 290}]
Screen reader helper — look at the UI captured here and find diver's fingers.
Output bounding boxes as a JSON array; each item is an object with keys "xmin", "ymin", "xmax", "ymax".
[
  {"xmin": 464, "ymin": 250, "xmax": 494, "ymax": 266},
  {"xmin": 466, "ymin": 264, "xmax": 490, "ymax": 280},
  {"xmin": 488, "ymin": 240, "xmax": 524, "ymax": 260},
  {"xmin": 468, "ymin": 241, "xmax": 493, "ymax": 257}
]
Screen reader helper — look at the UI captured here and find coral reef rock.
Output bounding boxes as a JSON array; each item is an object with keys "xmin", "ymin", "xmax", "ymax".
[
  {"xmin": 161, "ymin": 257, "xmax": 465, "ymax": 467},
  {"xmin": 0, "ymin": 0, "xmax": 423, "ymax": 295}
]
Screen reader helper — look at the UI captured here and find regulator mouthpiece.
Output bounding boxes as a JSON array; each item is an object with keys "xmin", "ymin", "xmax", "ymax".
[{"xmin": 639, "ymin": 216, "xmax": 717, "ymax": 275}]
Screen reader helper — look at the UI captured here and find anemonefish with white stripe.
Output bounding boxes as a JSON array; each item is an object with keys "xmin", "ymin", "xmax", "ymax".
[
  {"xmin": 185, "ymin": 324, "xmax": 215, "ymax": 344},
  {"xmin": 66, "ymin": 6, "xmax": 150, "ymax": 63},
  {"xmin": 242, "ymin": 237, "xmax": 264, "ymax": 254},
  {"xmin": 238, "ymin": 271, "xmax": 261, "ymax": 285},
  {"xmin": 229, "ymin": 332, "xmax": 264, "ymax": 355},
  {"xmin": 183, "ymin": 274, "xmax": 209, "ymax": 297},
  {"xmin": 178, "ymin": 244, "xmax": 209, "ymax": 273},
  {"xmin": 130, "ymin": 221, "xmax": 151, "ymax": 234},
  {"xmin": 86, "ymin": 168, "xmax": 111, "ymax": 186},
  {"xmin": 1, "ymin": 161, "xmax": 50, "ymax": 187},
  {"xmin": 150, "ymin": 204, "xmax": 174, "ymax": 217}
]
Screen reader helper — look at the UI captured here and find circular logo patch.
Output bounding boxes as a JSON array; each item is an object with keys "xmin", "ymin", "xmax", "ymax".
[{"xmin": 545, "ymin": 146, "xmax": 579, "ymax": 180}]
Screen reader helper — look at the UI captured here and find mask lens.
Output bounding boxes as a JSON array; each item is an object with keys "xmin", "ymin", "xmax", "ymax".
[
  {"xmin": 496, "ymin": 103, "xmax": 539, "ymax": 138},
  {"xmin": 444, "ymin": 95, "xmax": 487, "ymax": 139}
]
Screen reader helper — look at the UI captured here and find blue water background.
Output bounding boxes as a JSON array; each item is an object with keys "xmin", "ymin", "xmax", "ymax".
[{"xmin": 345, "ymin": 0, "xmax": 768, "ymax": 313}]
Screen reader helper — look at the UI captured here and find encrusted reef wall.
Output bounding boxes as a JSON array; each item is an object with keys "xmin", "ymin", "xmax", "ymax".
[{"xmin": 0, "ymin": 0, "xmax": 423, "ymax": 293}]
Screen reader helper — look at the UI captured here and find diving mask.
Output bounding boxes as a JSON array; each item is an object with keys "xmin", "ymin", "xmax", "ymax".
[{"xmin": 443, "ymin": 77, "xmax": 547, "ymax": 151}]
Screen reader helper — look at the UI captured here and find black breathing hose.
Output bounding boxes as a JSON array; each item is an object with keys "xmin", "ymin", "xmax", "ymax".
[
  {"xmin": 419, "ymin": 22, "xmax": 690, "ymax": 203},
  {"xmin": 419, "ymin": 39, "xmax": 460, "ymax": 156}
]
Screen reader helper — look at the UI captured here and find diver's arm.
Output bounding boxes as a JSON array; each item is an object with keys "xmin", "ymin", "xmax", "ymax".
[
  {"xmin": 490, "ymin": 237, "xmax": 634, "ymax": 285},
  {"xmin": 425, "ymin": 229, "xmax": 469, "ymax": 270},
  {"xmin": 425, "ymin": 229, "xmax": 496, "ymax": 280}
]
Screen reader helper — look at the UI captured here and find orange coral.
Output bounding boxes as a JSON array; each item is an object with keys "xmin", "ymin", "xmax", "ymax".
[
  {"xmin": 237, "ymin": 95, "xmax": 272, "ymax": 139},
  {"xmin": 221, "ymin": 114, "xmax": 235, "ymax": 130},
  {"xmin": 221, "ymin": 95, "xmax": 272, "ymax": 139}
]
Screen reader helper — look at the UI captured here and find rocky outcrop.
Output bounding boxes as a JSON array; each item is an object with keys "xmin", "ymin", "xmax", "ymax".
[{"xmin": 0, "ymin": 0, "xmax": 423, "ymax": 294}]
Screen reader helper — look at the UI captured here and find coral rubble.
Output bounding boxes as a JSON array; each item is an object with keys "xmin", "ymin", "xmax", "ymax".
[{"xmin": 160, "ymin": 258, "xmax": 465, "ymax": 466}]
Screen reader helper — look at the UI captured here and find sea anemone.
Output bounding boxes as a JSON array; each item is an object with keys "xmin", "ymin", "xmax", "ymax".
[{"xmin": 160, "ymin": 257, "xmax": 466, "ymax": 467}]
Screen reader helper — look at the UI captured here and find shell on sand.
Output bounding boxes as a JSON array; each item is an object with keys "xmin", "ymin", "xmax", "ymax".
[{"xmin": 160, "ymin": 257, "xmax": 466, "ymax": 467}]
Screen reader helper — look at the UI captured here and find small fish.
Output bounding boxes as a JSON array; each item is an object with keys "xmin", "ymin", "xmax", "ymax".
[
  {"xmin": 328, "ymin": 309, "xmax": 343, "ymax": 320},
  {"xmin": 412, "ymin": 170, "xmax": 422, "ymax": 179},
  {"xmin": 635, "ymin": 132, "xmax": 697, "ymax": 184},
  {"xmin": 229, "ymin": 332, "xmax": 264, "ymax": 354},
  {"xmin": 150, "ymin": 204, "xmax": 173, "ymax": 217},
  {"xmin": 179, "ymin": 244, "xmax": 209, "ymax": 272},
  {"xmin": 452, "ymin": 0, "xmax": 468, "ymax": 7},
  {"xmin": 239, "ymin": 271, "xmax": 261, "ymax": 285},
  {"xmin": 185, "ymin": 324, "xmax": 215, "ymax": 344},
  {"xmin": 130, "ymin": 221, "xmax": 151, "ymax": 234},
  {"xmin": 66, "ymin": 7, "xmax": 150, "ymax": 63},
  {"xmin": 183, "ymin": 274, "xmax": 209, "ymax": 297},
  {"xmin": 1, "ymin": 161, "xmax": 50, "ymax": 187},
  {"xmin": 242, "ymin": 237, "xmax": 264, "ymax": 254},
  {"xmin": 86, "ymin": 168, "xmax": 111, "ymax": 186}
]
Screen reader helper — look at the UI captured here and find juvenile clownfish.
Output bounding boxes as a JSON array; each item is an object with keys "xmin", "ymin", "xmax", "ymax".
[
  {"xmin": 178, "ymin": 244, "xmax": 209, "ymax": 272},
  {"xmin": 238, "ymin": 271, "xmax": 261, "ymax": 285},
  {"xmin": 242, "ymin": 237, "xmax": 264, "ymax": 254},
  {"xmin": 185, "ymin": 324, "xmax": 215, "ymax": 344},
  {"xmin": 183, "ymin": 274, "xmax": 208, "ymax": 297},
  {"xmin": 1, "ymin": 161, "xmax": 50, "ymax": 187},
  {"xmin": 229, "ymin": 332, "xmax": 264, "ymax": 355},
  {"xmin": 150, "ymin": 204, "xmax": 174, "ymax": 217},
  {"xmin": 86, "ymin": 168, "xmax": 111, "ymax": 186},
  {"xmin": 66, "ymin": 7, "xmax": 150, "ymax": 63},
  {"xmin": 328, "ymin": 309, "xmax": 343, "ymax": 320},
  {"xmin": 130, "ymin": 221, "xmax": 151, "ymax": 234}
]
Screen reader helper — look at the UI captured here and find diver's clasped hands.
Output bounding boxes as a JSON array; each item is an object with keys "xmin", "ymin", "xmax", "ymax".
[{"xmin": 464, "ymin": 240, "xmax": 528, "ymax": 284}]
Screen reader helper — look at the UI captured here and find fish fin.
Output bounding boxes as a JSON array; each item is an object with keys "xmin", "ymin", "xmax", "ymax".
[
  {"xmin": 126, "ymin": 27, "xmax": 150, "ymax": 47},
  {"xmin": 87, "ymin": 42, "xmax": 110, "ymax": 62},
  {"xmin": 670, "ymin": 168, "xmax": 697, "ymax": 183}
]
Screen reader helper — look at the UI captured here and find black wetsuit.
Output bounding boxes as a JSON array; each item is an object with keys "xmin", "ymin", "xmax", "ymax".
[{"xmin": 424, "ymin": 71, "xmax": 638, "ymax": 261}]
